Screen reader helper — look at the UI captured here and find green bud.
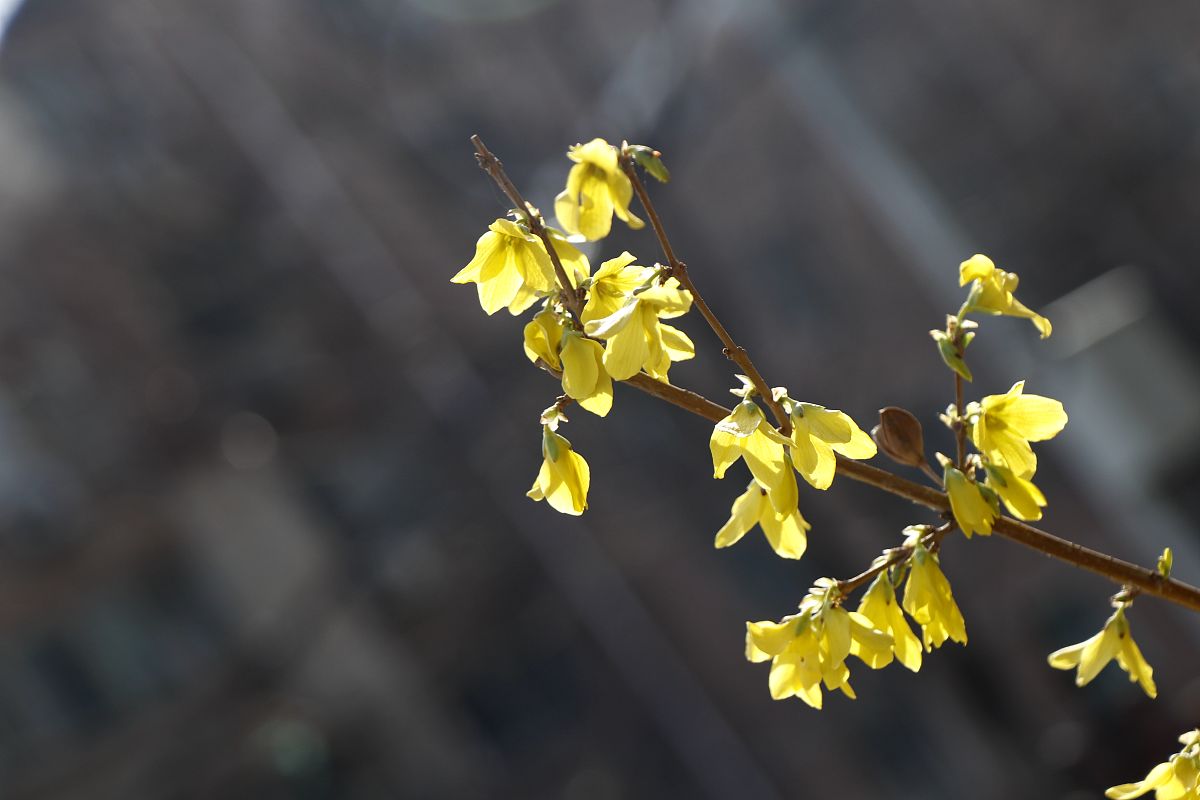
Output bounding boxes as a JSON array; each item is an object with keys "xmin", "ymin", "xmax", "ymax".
[
  {"xmin": 629, "ymin": 145, "xmax": 671, "ymax": 183},
  {"xmin": 1157, "ymin": 547, "xmax": 1173, "ymax": 579},
  {"xmin": 931, "ymin": 330, "xmax": 973, "ymax": 382}
]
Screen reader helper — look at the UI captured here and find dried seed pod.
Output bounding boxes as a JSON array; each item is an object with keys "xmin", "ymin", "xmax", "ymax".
[{"xmin": 872, "ymin": 407, "xmax": 927, "ymax": 469}]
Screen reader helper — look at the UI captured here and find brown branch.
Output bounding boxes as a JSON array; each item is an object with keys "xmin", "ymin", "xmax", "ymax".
[
  {"xmin": 953, "ymin": 333, "xmax": 968, "ymax": 469},
  {"xmin": 837, "ymin": 548, "xmax": 909, "ymax": 597},
  {"xmin": 620, "ymin": 155, "xmax": 792, "ymax": 436},
  {"xmin": 471, "ymin": 134, "xmax": 585, "ymax": 323},
  {"xmin": 590, "ymin": 370, "xmax": 1200, "ymax": 612}
]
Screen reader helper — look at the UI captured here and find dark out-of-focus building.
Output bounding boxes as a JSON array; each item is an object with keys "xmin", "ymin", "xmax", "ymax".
[{"xmin": 0, "ymin": 0, "xmax": 1198, "ymax": 798}]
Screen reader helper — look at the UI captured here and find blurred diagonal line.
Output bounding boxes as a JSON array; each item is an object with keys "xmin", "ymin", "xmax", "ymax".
[
  {"xmin": 750, "ymin": 2, "xmax": 1200, "ymax": 595},
  {"xmin": 131, "ymin": 5, "xmax": 782, "ymax": 798}
]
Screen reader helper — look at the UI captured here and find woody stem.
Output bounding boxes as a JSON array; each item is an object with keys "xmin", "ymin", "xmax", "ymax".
[
  {"xmin": 471, "ymin": 135, "xmax": 585, "ymax": 324},
  {"xmin": 620, "ymin": 154, "xmax": 792, "ymax": 436}
]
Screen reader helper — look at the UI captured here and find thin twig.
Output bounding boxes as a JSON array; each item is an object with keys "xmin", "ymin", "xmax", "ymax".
[
  {"xmin": 918, "ymin": 461, "xmax": 944, "ymax": 488},
  {"xmin": 471, "ymin": 135, "xmax": 585, "ymax": 324},
  {"xmin": 837, "ymin": 548, "xmax": 909, "ymax": 596},
  {"xmin": 953, "ymin": 335, "xmax": 967, "ymax": 469},
  {"xmin": 836, "ymin": 522, "xmax": 955, "ymax": 596},
  {"xmin": 620, "ymin": 155, "xmax": 792, "ymax": 436}
]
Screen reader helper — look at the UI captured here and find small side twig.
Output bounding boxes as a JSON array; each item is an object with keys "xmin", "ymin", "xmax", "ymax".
[
  {"xmin": 620, "ymin": 154, "xmax": 792, "ymax": 436},
  {"xmin": 471, "ymin": 134, "xmax": 585, "ymax": 324}
]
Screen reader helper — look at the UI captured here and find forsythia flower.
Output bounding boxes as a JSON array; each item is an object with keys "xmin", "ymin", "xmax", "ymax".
[
  {"xmin": 554, "ymin": 138, "xmax": 644, "ymax": 241},
  {"xmin": 778, "ymin": 391, "xmax": 877, "ymax": 490},
  {"xmin": 902, "ymin": 540, "xmax": 967, "ymax": 650},
  {"xmin": 709, "ymin": 399, "xmax": 798, "ymax": 515},
  {"xmin": 983, "ymin": 462, "xmax": 1047, "ymax": 521},
  {"xmin": 581, "ymin": 251, "xmax": 654, "ymax": 324},
  {"xmin": 959, "ymin": 254, "xmax": 1052, "ymax": 338},
  {"xmin": 968, "ymin": 380, "xmax": 1068, "ymax": 478},
  {"xmin": 527, "ymin": 427, "xmax": 590, "ymax": 515},
  {"xmin": 583, "ymin": 279, "xmax": 694, "ymax": 381},
  {"xmin": 746, "ymin": 579, "xmax": 893, "ymax": 708},
  {"xmin": 522, "ymin": 312, "xmax": 613, "ymax": 416},
  {"xmin": 1047, "ymin": 604, "xmax": 1156, "ymax": 698},
  {"xmin": 714, "ymin": 480, "xmax": 810, "ymax": 559},
  {"xmin": 453, "ymin": 219, "xmax": 587, "ymax": 315},
  {"xmin": 942, "ymin": 461, "xmax": 996, "ymax": 537},
  {"xmin": 857, "ymin": 573, "xmax": 923, "ymax": 672},
  {"xmin": 522, "ymin": 308, "xmax": 564, "ymax": 368},
  {"xmin": 1106, "ymin": 730, "xmax": 1200, "ymax": 800},
  {"xmin": 559, "ymin": 333, "xmax": 614, "ymax": 416}
]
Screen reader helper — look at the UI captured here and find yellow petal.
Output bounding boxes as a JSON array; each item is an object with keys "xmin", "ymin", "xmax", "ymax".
[
  {"xmin": 848, "ymin": 611, "xmax": 895, "ymax": 670},
  {"xmin": 758, "ymin": 504, "xmax": 810, "ymax": 560},
  {"xmin": 577, "ymin": 173, "xmax": 615, "ymax": 241},
  {"xmin": 787, "ymin": 424, "xmax": 835, "ymax": 489},
  {"xmin": 944, "ymin": 466, "xmax": 995, "ymax": 537},
  {"xmin": 1006, "ymin": 392, "xmax": 1069, "ymax": 442},
  {"xmin": 747, "ymin": 618, "xmax": 799, "ymax": 658},
  {"xmin": 474, "ymin": 240, "xmax": 524, "ymax": 315},
  {"xmin": 576, "ymin": 363, "xmax": 613, "ymax": 417},
  {"xmin": 522, "ymin": 310, "xmax": 563, "ymax": 368},
  {"xmin": 1116, "ymin": 635, "xmax": 1157, "ymax": 699},
  {"xmin": 715, "ymin": 484, "xmax": 765, "ymax": 549},
  {"xmin": 959, "ymin": 254, "xmax": 996, "ymax": 286},
  {"xmin": 1105, "ymin": 761, "xmax": 1175, "ymax": 799},
  {"xmin": 561, "ymin": 334, "xmax": 600, "ymax": 400},
  {"xmin": 451, "ymin": 228, "xmax": 501, "ymax": 284},
  {"xmin": 658, "ymin": 323, "xmax": 695, "ymax": 362},
  {"xmin": 1075, "ymin": 623, "xmax": 1121, "ymax": 686},
  {"xmin": 554, "ymin": 188, "xmax": 580, "ymax": 237}
]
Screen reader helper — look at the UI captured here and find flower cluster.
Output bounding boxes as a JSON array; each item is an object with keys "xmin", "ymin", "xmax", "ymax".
[
  {"xmin": 709, "ymin": 379, "xmax": 876, "ymax": 559},
  {"xmin": 931, "ymin": 255, "xmax": 1067, "ymax": 539},
  {"xmin": 745, "ymin": 579, "xmax": 893, "ymax": 709},
  {"xmin": 746, "ymin": 536, "xmax": 970, "ymax": 707},
  {"xmin": 455, "ymin": 139, "xmax": 696, "ymax": 516},
  {"xmin": 1106, "ymin": 730, "xmax": 1200, "ymax": 800}
]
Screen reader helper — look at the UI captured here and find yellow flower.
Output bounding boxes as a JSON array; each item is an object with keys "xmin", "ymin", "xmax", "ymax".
[
  {"xmin": 522, "ymin": 308, "xmax": 564, "ymax": 368},
  {"xmin": 983, "ymin": 462, "xmax": 1047, "ymax": 521},
  {"xmin": 453, "ymin": 218, "xmax": 576, "ymax": 315},
  {"xmin": 581, "ymin": 251, "xmax": 654, "ymax": 324},
  {"xmin": 714, "ymin": 480, "xmax": 810, "ymax": 559},
  {"xmin": 559, "ymin": 332, "xmax": 613, "ymax": 417},
  {"xmin": 522, "ymin": 312, "xmax": 613, "ymax": 417},
  {"xmin": 746, "ymin": 580, "xmax": 893, "ymax": 708},
  {"xmin": 942, "ymin": 462, "xmax": 996, "ymax": 537},
  {"xmin": 857, "ymin": 573, "xmax": 923, "ymax": 672},
  {"xmin": 1047, "ymin": 605, "xmax": 1156, "ymax": 698},
  {"xmin": 583, "ymin": 279, "xmax": 693, "ymax": 381},
  {"xmin": 959, "ymin": 254, "xmax": 1052, "ymax": 338},
  {"xmin": 968, "ymin": 381, "xmax": 1068, "ymax": 477},
  {"xmin": 902, "ymin": 541, "xmax": 967, "ymax": 650},
  {"xmin": 780, "ymin": 394, "xmax": 877, "ymax": 490},
  {"xmin": 1106, "ymin": 730, "xmax": 1200, "ymax": 799},
  {"xmin": 527, "ymin": 427, "xmax": 590, "ymax": 515},
  {"xmin": 709, "ymin": 400, "xmax": 798, "ymax": 515},
  {"xmin": 554, "ymin": 138, "xmax": 644, "ymax": 241}
]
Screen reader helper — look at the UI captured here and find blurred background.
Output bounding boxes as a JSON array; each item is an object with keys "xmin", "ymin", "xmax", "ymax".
[{"xmin": 0, "ymin": 0, "xmax": 1198, "ymax": 797}]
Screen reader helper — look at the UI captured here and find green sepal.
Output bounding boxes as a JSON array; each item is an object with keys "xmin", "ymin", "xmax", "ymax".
[{"xmin": 542, "ymin": 425, "xmax": 562, "ymax": 462}]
